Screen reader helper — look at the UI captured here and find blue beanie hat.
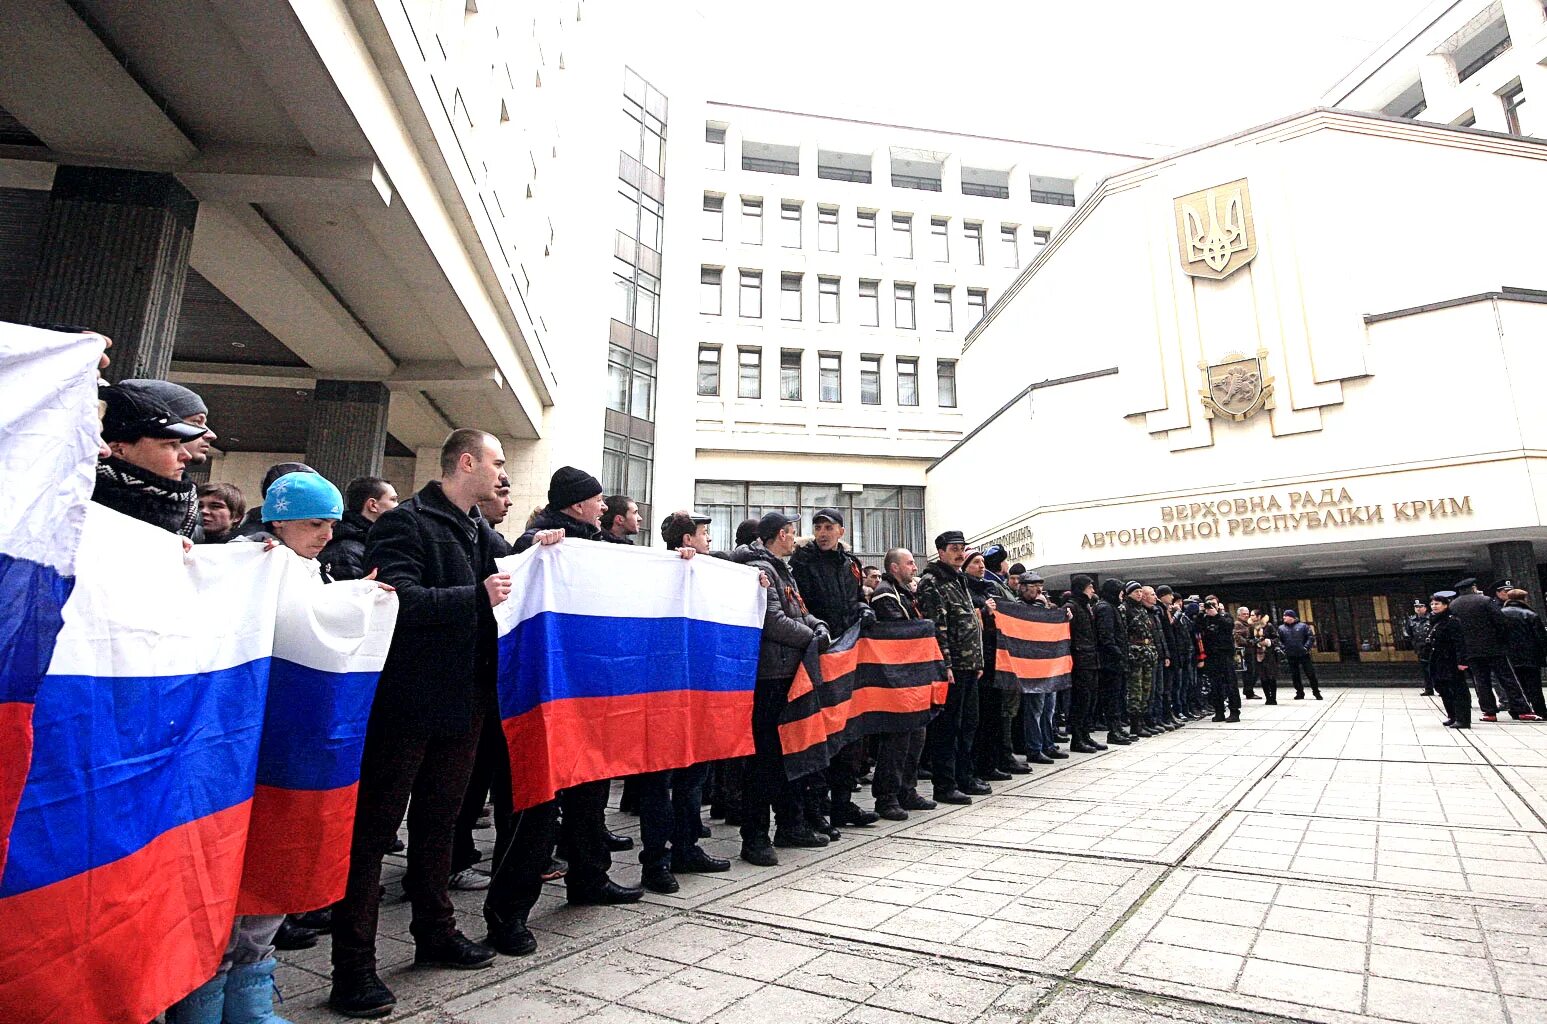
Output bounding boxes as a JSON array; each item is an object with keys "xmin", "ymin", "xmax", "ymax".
[{"xmin": 262, "ymin": 472, "xmax": 344, "ymax": 523}]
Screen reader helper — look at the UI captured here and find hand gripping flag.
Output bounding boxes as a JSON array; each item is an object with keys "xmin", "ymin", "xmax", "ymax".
[
  {"xmin": 493, "ymin": 542, "xmax": 764, "ymax": 811},
  {"xmin": 0, "ymin": 323, "xmax": 102, "ymax": 883},
  {"xmin": 237, "ymin": 569, "xmax": 397, "ymax": 916},
  {"xmin": 993, "ymin": 602, "xmax": 1073, "ymax": 693},
  {"xmin": 778, "ymin": 620, "xmax": 949, "ymax": 780}
]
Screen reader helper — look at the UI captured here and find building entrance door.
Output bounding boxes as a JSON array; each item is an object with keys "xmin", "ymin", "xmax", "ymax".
[{"xmin": 1304, "ymin": 594, "xmax": 1410, "ymax": 663}]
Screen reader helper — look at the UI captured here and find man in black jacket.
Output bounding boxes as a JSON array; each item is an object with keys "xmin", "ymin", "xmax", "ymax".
[
  {"xmin": 93, "ymin": 383, "xmax": 208, "ymax": 537},
  {"xmin": 790, "ymin": 509, "xmax": 879, "ymax": 832},
  {"xmin": 322, "ymin": 476, "xmax": 399, "ymax": 581},
  {"xmin": 869, "ymin": 547, "xmax": 937, "ymax": 820},
  {"xmin": 330, "ymin": 429, "xmax": 510, "ymax": 1018},
  {"xmin": 1067, "ymin": 576, "xmax": 1106, "ymax": 753},
  {"xmin": 1094, "ymin": 580, "xmax": 1132, "ymax": 746},
  {"xmin": 1198, "ymin": 598, "xmax": 1240, "ymax": 722},
  {"xmin": 1451, "ymin": 578, "xmax": 1537, "ymax": 721}
]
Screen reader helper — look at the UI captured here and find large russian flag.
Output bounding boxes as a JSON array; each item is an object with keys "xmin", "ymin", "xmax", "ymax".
[
  {"xmin": 0, "ymin": 508, "xmax": 287, "ymax": 1024},
  {"xmin": 238, "ymin": 567, "xmax": 397, "ymax": 915},
  {"xmin": 494, "ymin": 542, "xmax": 764, "ymax": 811},
  {"xmin": 0, "ymin": 323, "xmax": 103, "ymax": 884}
]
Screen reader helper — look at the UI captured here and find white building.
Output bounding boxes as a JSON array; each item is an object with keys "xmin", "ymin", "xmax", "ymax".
[
  {"xmin": 927, "ymin": 107, "xmax": 1547, "ymax": 670},
  {"xmin": 650, "ymin": 103, "xmax": 1147, "ymax": 560},
  {"xmin": 1326, "ymin": 0, "xmax": 1547, "ymax": 137}
]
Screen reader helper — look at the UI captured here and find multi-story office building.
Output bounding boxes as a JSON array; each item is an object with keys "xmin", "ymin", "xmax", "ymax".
[
  {"xmin": 1326, "ymin": 0, "xmax": 1547, "ymax": 137},
  {"xmin": 652, "ymin": 103, "xmax": 1146, "ymax": 560}
]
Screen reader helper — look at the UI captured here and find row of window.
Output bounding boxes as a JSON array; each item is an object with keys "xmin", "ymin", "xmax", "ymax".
[
  {"xmin": 703, "ymin": 198, "xmax": 1048, "ymax": 267},
  {"xmin": 699, "ymin": 270, "xmax": 987, "ymax": 332},
  {"xmin": 695, "ymin": 481, "xmax": 926, "ymax": 563},
  {"xmin": 704, "ymin": 126, "xmax": 1077, "ymax": 207},
  {"xmin": 697, "ymin": 346, "xmax": 958, "ymax": 408}
]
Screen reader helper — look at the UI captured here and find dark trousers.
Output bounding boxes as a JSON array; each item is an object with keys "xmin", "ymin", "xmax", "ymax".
[
  {"xmin": 1069, "ymin": 664, "xmax": 1098, "ymax": 737},
  {"xmin": 1514, "ymin": 664, "xmax": 1547, "ymax": 717},
  {"xmin": 1098, "ymin": 667, "xmax": 1128, "ymax": 732},
  {"xmin": 636, "ymin": 763, "xmax": 709, "ymax": 869},
  {"xmin": 1257, "ymin": 661, "xmax": 1278, "ymax": 704},
  {"xmin": 1208, "ymin": 661, "xmax": 1240, "ymax": 715},
  {"xmin": 483, "ymin": 778, "xmax": 613, "ymax": 925},
  {"xmin": 974, "ymin": 687, "xmax": 1003, "ymax": 774},
  {"xmin": 333, "ymin": 710, "xmax": 482, "ymax": 975},
  {"xmin": 1287, "ymin": 655, "xmax": 1321, "ymax": 696},
  {"xmin": 452, "ymin": 703, "xmax": 512, "ymax": 874},
  {"xmin": 1436, "ymin": 676, "xmax": 1471, "ymax": 726},
  {"xmin": 741, "ymin": 685, "xmax": 800, "ymax": 845},
  {"xmin": 926, "ymin": 670, "xmax": 979, "ymax": 793},
  {"xmin": 825, "ymin": 741, "xmax": 863, "ymax": 809},
  {"xmin": 1470, "ymin": 655, "xmax": 1531, "ymax": 716},
  {"xmin": 873, "ymin": 726, "xmax": 926, "ymax": 803}
]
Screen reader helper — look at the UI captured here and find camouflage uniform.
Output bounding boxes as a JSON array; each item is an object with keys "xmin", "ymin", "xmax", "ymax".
[
  {"xmin": 1124, "ymin": 595, "xmax": 1159, "ymax": 717},
  {"xmin": 916, "ymin": 561, "xmax": 984, "ymax": 795}
]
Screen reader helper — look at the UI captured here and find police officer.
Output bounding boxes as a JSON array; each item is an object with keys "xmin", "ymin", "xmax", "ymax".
[
  {"xmin": 1404, "ymin": 599, "xmax": 1435, "ymax": 696},
  {"xmin": 916, "ymin": 530, "xmax": 987, "ymax": 805},
  {"xmin": 1451, "ymin": 578, "xmax": 1537, "ymax": 721},
  {"xmin": 1123, "ymin": 582, "xmax": 1159, "ymax": 736}
]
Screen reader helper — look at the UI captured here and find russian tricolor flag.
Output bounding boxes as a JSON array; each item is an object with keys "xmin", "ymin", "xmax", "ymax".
[{"xmin": 494, "ymin": 542, "xmax": 765, "ymax": 811}]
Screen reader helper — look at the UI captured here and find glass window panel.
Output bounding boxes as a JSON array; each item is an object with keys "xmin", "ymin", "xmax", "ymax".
[
  {"xmin": 742, "ymin": 198, "xmax": 762, "ymax": 244},
  {"xmin": 700, "ymin": 268, "xmax": 721, "ymax": 315},
  {"xmin": 934, "ymin": 286, "xmax": 953, "ymax": 332},
  {"xmin": 929, "ymin": 217, "xmax": 949, "ymax": 262},
  {"xmin": 739, "ymin": 271, "xmax": 762, "ymax": 318},
  {"xmin": 857, "ymin": 210, "xmax": 877, "ymax": 254},
  {"xmin": 892, "ymin": 214, "xmax": 912, "ymax": 258},
  {"xmin": 817, "ymin": 205, "xmax": 838, "ymax": 251},
  {"xmin": 859, "ymin": 280, "xmax": 880, "ymax": 327},
  {"xmin": 702, "ymin": 194, "xmax": 723, "ymax": 241},
  {"xmin": 818, "ymin": 277, "xmax": 839, "ymax": 323},
  {"xmin": 1000, "ymin": 224, "xmax": 1019, "ymax": 268},
  {"xmin": 894, "ymin": 284, "xmax": 915, "ymax": 329},
  {"xmin": 819, "ymin": 353, "xmax": 841, "ymax": 403},
  {"xmin": 613, "ymin": 273, "xmax": 635, "ymax": 324},
  {"xmin": 937, "ymin": 359, "xmax": 957, "ymax": 407},
  {"xmin": 860, "ymin": 355, "xmax": 881, "ymax": 406},
  {"xmin": 780, "ymin": 273, "xmax": 802, "ymax": 321},
  {"xmin": 780, "ymin": 349, "xmax": 802, "ymax": 400},
  {"xmin": 897, "ymin": 358, "xmax": 919, "ymax": 406},
  {"xmin": 696, "ymin": 346, "xmax": 720, "ymax": 396},
  {"xmin": 780, "ymin": 202, "xmax": 801, "ymax": 248},
  {"xmin": 738, "ymin": 348, "xmax": 761, "ymax": 398},
  {"xmin": 964, "ymin": 221, "xmax": 983, "ymax": 265}
]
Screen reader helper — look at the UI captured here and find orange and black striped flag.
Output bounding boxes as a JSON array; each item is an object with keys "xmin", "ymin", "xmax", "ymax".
[
  {"xmin": 994, "ymin": 602, "xmax": 1073, "ymax": 693},
  {"xmin": 778, "ymin": 620, "xmax": 949, "ymax": 780}
]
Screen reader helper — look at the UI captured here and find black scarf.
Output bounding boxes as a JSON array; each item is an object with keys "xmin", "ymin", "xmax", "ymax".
[{"xmin": 93, "ymin": 456, "xmax": 199, "ymax": 537}]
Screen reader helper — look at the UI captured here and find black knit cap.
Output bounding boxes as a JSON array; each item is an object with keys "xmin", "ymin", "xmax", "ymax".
[
  {"xmin": 982, "ymin": 544, "xmax": 1008, "ymax": 570},
  {"xmin": 1071, "ymin": 574, "xmax": 1094, "ymax": 592},
  {"xmin": 549, "ymin": 465, "xmax": 602, "ymax": 509}
]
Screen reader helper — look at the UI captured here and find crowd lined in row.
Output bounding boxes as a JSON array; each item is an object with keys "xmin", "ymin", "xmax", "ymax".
[{"xmin": 84, "ymin": 373, "xmax": 1544, "ymax": 1024}]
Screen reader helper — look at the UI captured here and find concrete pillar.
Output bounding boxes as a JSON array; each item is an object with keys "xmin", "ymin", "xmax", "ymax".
[
  {"xmin": 24, "ymin": 166, "xmax": 197, "ymax": 382},
  {"xmin": 1488, "ymin": 540, "xmax": 1543, "ymax": 611},
  {"xmin": 304, "ymin": 380, "xmax": 390, "ymax": 488}
]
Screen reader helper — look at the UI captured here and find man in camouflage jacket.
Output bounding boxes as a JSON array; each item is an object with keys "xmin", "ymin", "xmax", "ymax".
[
  {"xmin": 1123, "ymin": 581, "xmax": 1160, "ymax": 736},
  {"xmin": 915, "ymin": 530, "xmax": 986, "ymax": 804}
]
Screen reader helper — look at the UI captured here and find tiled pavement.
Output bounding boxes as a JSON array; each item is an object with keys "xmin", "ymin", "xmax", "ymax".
[{"xmin": 276, "ymin": 687, "xmax": 1547, "ymax": 1024}]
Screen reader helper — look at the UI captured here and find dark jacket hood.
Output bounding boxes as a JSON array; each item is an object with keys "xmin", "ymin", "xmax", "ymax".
[{"xmin": 1099, "ymin": 578, "xmax": 1123, "ymax": 603}]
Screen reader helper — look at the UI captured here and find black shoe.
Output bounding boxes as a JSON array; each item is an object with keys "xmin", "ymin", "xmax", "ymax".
[
  {"xmin": 414, "ymin": 930, "xmax": 497, "ymax": 970},
  {"xmin": 1225, "ymin": 711, "xmax": 1241, "ymax": 723},
  {"xmin": 831, "ymin": 802, "xmax": 881, "ymax": 827},
  {"xmin": 1045, "ymin": 748, "xmax": 1070, "ymax": 760},
  {"xmin": 273, "ymin": 918, "xmax": 318, "ymax": 950},
  {"xmin": 1211, "ymin": 712, "xmax": 1226, "ymax": 722},
  {"xmin": 605, "ymin": 830, "xmax": 634, "ymax": 852},
  {"xmin": 961, "ymin": 779, "xmax": 993, "ymax": 796},
  {"xmin": 1294, "ymin": 693, "xmax": 1305, "ymax": 700},
  {"xmin": 568, "ymin": 879, "xmax": 645, "ymax": 905},
  {"xmin": 1313, "ymin": 691, "xmax": 1324, "ymax": 700},
  {"xmin": 387, "ymin": 837, "xmax": 405, "ymax": 854},
  {"xmin": 1106, "ymin": 731, "xmax": 1131, "ymax": 745},
  {"xmin": 723, "ymin": 811, "xmax": 743, "ymax": 827},
  {"xmin": 699, "ymin": 821, "xmax": 711, "ymax": 838},
  {"xmin": 1070, "ymin": 739, "xmax": 1100, "ymax": 754},
  {"xmin": 774, "ymin": 824, "xmax": 830, "ymax": 848},
  {"xmin": 876, "ymin": 799, "xmax": 909, "ymax": 821},
  {"xmin": 483, "ymin": 913, "xmax": 537, "ymax": 957},
  {"xmin": 916, "ymin": 766, "xmax": 932, "ymax": 780},
  {"xmin": 1085, "ymin": 736, "xmax": 1108, "ymax": 750},
  {"xmin": 1055, "ymin": 730, "xmax": 1072, "ymax": 742},
  {"xmin": 642, "ymin": 865, "xmax": 680, "ymax": 894},
  {"xmin": 933, "ymin": 788, "xmax": 973, "ymax": 805},
  {"xmin": 1421, "ymin": 690, "xmax": 1436, "ymax": 696},
  {"xmin": 1027, "ymin": 751, "xmax": 1054, "ymax": 764},
  {"xmin": 1443, "ymin": 719, "xmax": 1457, "ymax": 727},
  {"xmin": 1002, "ymin": 759, "xmax": 1032, "ymax": 775},
  {"xmin": 740, "ymin": 844, "xmax": 778, "ymax": 866},
  {"xmin": 671, "ymin": 847, "xmax": 732, "ymax": 873},
  {"xmin": 979, "ymin": 767, "xmax": 1012, "ymax": 782},
  {"xmin": 290, "ymin": 907, "xmax": 333, "ymax": 931},
  {"xmin": 899, "ymin": 790, "xmax": 937, "ymax": 811},
  {"xmin": 329, "ymin": 971, "xmax": 396, "ymax": 1018}
]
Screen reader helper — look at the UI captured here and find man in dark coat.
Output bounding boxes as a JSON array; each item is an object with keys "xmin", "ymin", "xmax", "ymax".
[
  {"xmin": 1067, "ymin": 575, "xmax": 1106, "ymax": 753},
  {"xmin": 92, "ymin": 383, "xmax": 208, "ymax": 537},
  {"xmin": 1451, "ymin": 578, "xmax": 1537, "ymax": 720},
  {"xmin": 321, "ymin": 476, "xmax": 399, "ymax": 581},
  {"xmin": 1276, "ymin": 609, "xmax": 1322, "ymax": 700},
  {"xmin": 915, "ymin": 530, "xmax": 986, "ymax": 805},
  {"xmin": 1404, "ymin": 600, "xmax": 1436, "ymax": 696},
  {"xmin": 1198, "ymin": 598, "xmax": 1240, "ymax": 722},
  {"xmin": 730, "ymin": 512, "xmax": 833, "ymax": 865},
  {"xmin": 1500, "ymin": 589, "xmax": 1547, "ymax": 718},
  {"xmin": 869, "ymin": 547, "xmax": 937, "ymax": 820},
  {"xmin": 790, "ymin": 509, "xmax": 879, "ymax": 832},
  {"xmin": 1094, "ymin": 579, "xmax": 1132, "ymax": 746},
  {"xmin": 330, "ymin": 429, "xmax": 509, "ymax": 1018}
]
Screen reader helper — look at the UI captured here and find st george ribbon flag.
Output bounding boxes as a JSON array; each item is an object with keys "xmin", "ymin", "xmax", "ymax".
[
  {"xmin": 493, "ymin": 541, "xmax": 765, "ymax": 811},
  {"xmin": 993, "ymin": 602, "xmax": 1074, "ymax": 693},
  {"xmin": 0, "ymin": 324, "xmax": 102, "ymax": 882},
  {"xmin": 0, "ymin": 502, "xmax": 397, "ymax": 1023},
  {"xmin": 778, "ymin": 620, "xmax": 949, "ymax": 780}
]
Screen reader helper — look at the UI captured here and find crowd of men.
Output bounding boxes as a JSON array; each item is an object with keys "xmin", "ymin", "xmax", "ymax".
[{"xmin": 81, "ymin": 370, "xmax": 1545, "ymax": 1023}]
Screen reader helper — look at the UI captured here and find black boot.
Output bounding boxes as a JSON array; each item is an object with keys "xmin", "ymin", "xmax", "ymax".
[{"xmin": 483, "ymin": 911, "xmax": 537, "ymax": 957}]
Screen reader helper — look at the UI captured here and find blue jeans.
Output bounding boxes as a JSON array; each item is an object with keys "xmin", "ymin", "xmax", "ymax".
[
  {"xmin": 1021, "ymin": 692, "xmax": 1058, "ymax": 752},
  {"xmin": 1148, "ymin": 661, "xmax": 1167, "ymax": 722}
]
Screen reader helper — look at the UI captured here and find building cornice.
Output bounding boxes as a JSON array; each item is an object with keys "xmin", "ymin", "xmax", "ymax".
[{"xmin": 1364, "ymin": 287, "xmax": 1547, "ymax": 324}]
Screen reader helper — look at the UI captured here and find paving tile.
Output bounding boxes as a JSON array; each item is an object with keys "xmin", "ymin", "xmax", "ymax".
[
  {"xmin": 1364, "ymin": 976, "xmax": 1508, "ymax": 1024},
  {"xmin": 1236, "ymin": 759, "xmax": 1543, "ymax": 830}
]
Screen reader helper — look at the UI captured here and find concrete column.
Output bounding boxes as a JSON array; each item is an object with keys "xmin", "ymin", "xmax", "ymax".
[
  {"xmin": 304, "ymin": 380, "xmax": 390, "ymax": 488},
  {"xmin": 1417, "ymin": 54, "xmax": 1457, "ymax": 118},
  {"xmin": 1488, "ymin": 540, "xmax": 1543, "ymax": 610},
  {"xmin": 24, "ymin": 166, "xmax": 197, "ymax": 382}
]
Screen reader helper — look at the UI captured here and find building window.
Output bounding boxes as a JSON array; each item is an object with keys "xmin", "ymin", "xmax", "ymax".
[
  {"xmin": 780, "ymin": 349, "xmax": 802, "ymax": 401},
  {"xmin": 960, "ymin": 166, "xmax": 1010, "ymax": 199},
  {"xmin": 607, "ymin": 344, "xmax": 631, "ymax": 413},
  {"xmin": 894, "ymin": 283, "xmax": 916, "ymax": 329},
  {"xmin": 897, "ymin": 357, "xmax": 919, "ymax": 406},
  {"xmin": 968, "ymin": 288, "xmax": 987, "ymax": 327},
  {"xmin": 929, "ymin": 217, "xmax": 949, "ymax": 262},
  {"xmin": 1502, "ymin": 83, "xmax": 1527, "ymax": 136},
  {"xmin": 860, "ymin": 355, "xmax": 882, "ymax": 405},
  {"xmin": 817, "ymin": 205, "xmax": 839, "ymax": 251},
  {"xmin": 613, "ymin": 270, "xmax": 636, "ymax": 325},
  {"xmin": 700, "ymin": 267, "xmax": 722, "ymax": 315},
  {"xmin": 1000, "ymin": 225, "xmax": 1019, "ymax": 268},
  {"xmin": 859, "ymin": 280, "xmax": 880, "ymax": 327},
  {"xmin": 636, "ymin": 270, "xmax": 660, "ymax": 336},
  {"xmin": 933, "ymin": 286, "xmax": 953, "ymax": 332},
  {"xmin": 892, "ymin": 214, "xmax": 913, "ymax": 258},
  {"xmin": 630, "ymin": 350, "xmax": 657, "ymax": 419},
  {"xmin": 638, "ymin": 195, "xmax": 662, "ymax": 252},
  {"xmin": 937, "ymin": 359, "xmax": 957, "ymax": 407},
  {"xmin": 819, "ymin": 353, "xmax": 841, "ymax": 402},
  {"xmin": 857, "ymin": 210, "xmax": 878, "ymax": 254},
  {"xmin": 1033, "ymin": 228, "xmax": 1051, "ymax": 247},
  {"xmin": 603, "ymin": 432, "xmax": 654, "ymax": 517},
  {"xmin": 618, "ymin": 186, "xmax": 640, "ymax": 239},
  {"xmin": 705, "ymin": 125, "xmax": 725, "ymax": 170},
  {"xmin": 964, "ymin": 222, "xmax": 984, "ymax": 265},
  {"xmin": 780, "ymin": 273, "xmax": 802, "ymax": 321},
  {"xmin": 697, "ymin": 345, "xmax": 720, "ymax": 396},
  {"xmin": 780, "ymin": 201, "xmax": 802, "ymax": 248},
  {"xmin": 817, "ymin": 150, "xmax": 872, "ymax": 183},
  {"xmin": 818, "ymin": 276, "xmax": 840, "ymax": 323},
  {"xmin": 741, "ymin": 141, "xmax": 800, "ymax": 175},
  {"xmin": 693, "ymin": 481, "xmax": 925, "ymax": 564},
  {"xmin": 891, "ymin": 157, "xmax": 942, "ymax": 192},
  {"xmin": 742, "ymin": 198, "xmax": 763, "ymax": 245},
  {"xmin": 702, "ymin": 194, "xmax": 723, "ymax": 241},
  {"xmin": 738, "ymin": 348, "xmax": 762, "ymax": 398},
  {"xmin": 1030, "ymin": 188, "xmax": 1076, "ymax": 206},
  {"xmin": 739, "ymin": 270, "xmax": 762, "ymax": 318}
]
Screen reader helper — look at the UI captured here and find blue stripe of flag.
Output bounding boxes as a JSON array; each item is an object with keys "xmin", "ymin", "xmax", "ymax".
[
  {"xmin": 496, "ymin": 611, "xmax": 760, "ymax": 721},
  {"xmin": 0, "ymin": 552, "xmax": 75, "ymax": 706},
  {"xmin": 254, "ymin": 659, "xmax": 377, "ymax": 792}
]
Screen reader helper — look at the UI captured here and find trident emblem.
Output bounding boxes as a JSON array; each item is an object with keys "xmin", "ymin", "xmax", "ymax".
[{"xmin": 1174, "ymin": 179, "xmax": 1257, "ymax": 280}]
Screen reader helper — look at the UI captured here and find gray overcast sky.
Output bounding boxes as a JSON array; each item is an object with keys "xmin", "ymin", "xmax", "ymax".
[{"xmin": 667, "ymin": 0, "xmax": 1433, "ymax": 154}]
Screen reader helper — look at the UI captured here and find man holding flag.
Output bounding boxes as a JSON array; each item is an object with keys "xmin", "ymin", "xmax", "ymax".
[
  {"xmin": 869, "ymin": 548, "xmax": 937, "ymax": 821},
  {"xmin": 916, "ymin": 530, "xmax": 988, "ymax": 806}
]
